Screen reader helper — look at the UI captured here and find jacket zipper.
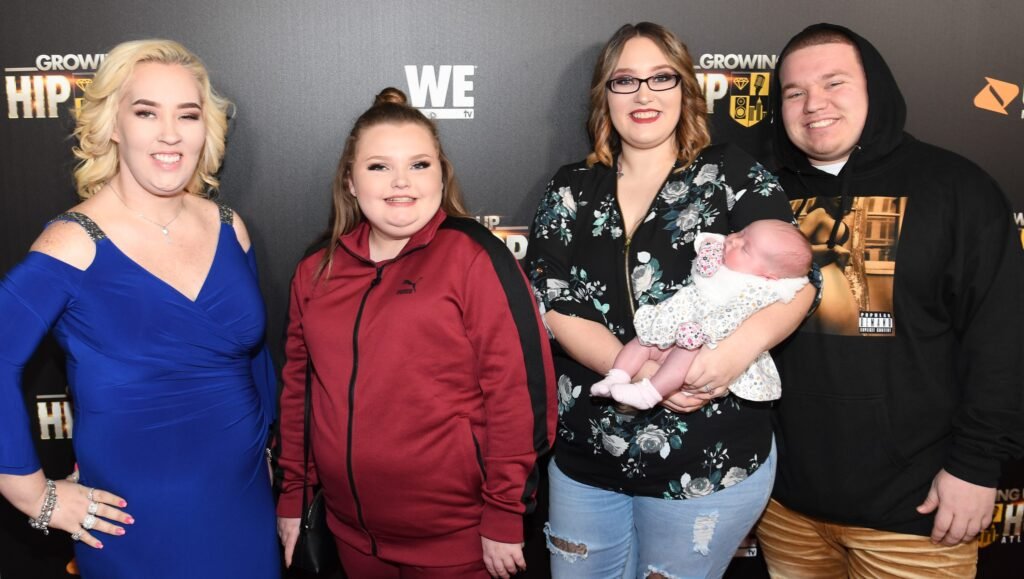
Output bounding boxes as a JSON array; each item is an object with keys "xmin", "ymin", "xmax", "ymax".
[
  {"xmin": 617, "ymin": 168, "xmax": 670, "ymax": 319},
  {"xmin": 624, "ymin": 235, "xmax": 636, "ymax": 317},
  {"xmin": 621, "ymin": 208, "xmax": 655, "ymax": 320},
  {"xmin": 346, "ymin": 264, "xmax": 384, "ymax": 554}
]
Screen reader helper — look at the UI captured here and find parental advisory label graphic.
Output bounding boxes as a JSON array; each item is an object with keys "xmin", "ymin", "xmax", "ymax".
[{"xmin": 859, "ymin": 311, "xmax": 893, "ymax": 335}]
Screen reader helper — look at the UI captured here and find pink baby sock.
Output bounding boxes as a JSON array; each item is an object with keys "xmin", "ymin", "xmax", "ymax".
[
  {"xmin": 591, "ymin": 368, "xmax": 631, "ymax": 397},
  {"xmin": 608, "ymin": 378, "xmax": 663, "ymax": 410}
]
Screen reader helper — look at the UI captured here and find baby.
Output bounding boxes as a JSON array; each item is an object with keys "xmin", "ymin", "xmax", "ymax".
[{"xmin": 592, "ymin": 219, "xmax": 811, "ymax": 409}]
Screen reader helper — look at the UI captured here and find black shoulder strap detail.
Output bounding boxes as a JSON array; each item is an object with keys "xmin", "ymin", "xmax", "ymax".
[
  {"xmin": 217, "ymin": 203, "xmax": 234, "ymax": 225},
  {"xmin": 438, "ymin": 216, "xmax": 513, "ymax": 257},
  {"xmin": 49, "ymin": 212, "xmax": 107, "ymax": 242}
]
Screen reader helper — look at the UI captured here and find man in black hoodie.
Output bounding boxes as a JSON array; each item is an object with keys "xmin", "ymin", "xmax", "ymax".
[{"xmin": 756, "ymin": 23, "xmax": 1024, "ymax": 577}]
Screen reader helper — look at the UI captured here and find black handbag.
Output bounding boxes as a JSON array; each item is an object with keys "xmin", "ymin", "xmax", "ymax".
[{"xmin": 291, "ymin": 357, "xmax": 341, "ymax": 575}]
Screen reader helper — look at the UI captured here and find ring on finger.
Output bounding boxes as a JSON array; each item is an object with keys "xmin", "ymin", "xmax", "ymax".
[
  {"xmin": 86, "ymin": 487, "xmax": 96, "ymax": 502},
  {"xmin": 81, "ymin": 514, "xmax": 97, "ymax": 530},
  {"xmin": 71, "ymin": 530, "xmax": 83, "ymax": 541},
  {"xmin": 87, "ymin": 501, "xmax": 99, "ymax": 515}
]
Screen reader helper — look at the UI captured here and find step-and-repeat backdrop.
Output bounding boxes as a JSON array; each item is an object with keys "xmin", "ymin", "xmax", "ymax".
[{"xmin": 2, "ymin": 1, "xmax": 1022, "ymax": 577}]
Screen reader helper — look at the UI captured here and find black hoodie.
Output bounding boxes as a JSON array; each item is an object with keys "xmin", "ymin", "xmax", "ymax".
[{"xmin": 769, "ymin": 23, "xmax": 1024, "ymax": 535}]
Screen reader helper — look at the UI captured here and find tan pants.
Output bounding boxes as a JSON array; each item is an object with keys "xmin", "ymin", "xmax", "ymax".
[{"xmin": 756, "ymin": 499, "xmax": 978, "ymax": 578}]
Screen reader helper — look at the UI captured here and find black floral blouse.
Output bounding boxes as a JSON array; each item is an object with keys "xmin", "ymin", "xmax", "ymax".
[{"xmin": 526, "ymin": 143, "xmax": 793, "ymax": 498}]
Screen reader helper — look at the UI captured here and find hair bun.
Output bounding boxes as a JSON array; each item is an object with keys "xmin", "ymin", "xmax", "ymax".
[{"xmin": 374, "ymin": 87, "xmax": 408, "ymax": 107}]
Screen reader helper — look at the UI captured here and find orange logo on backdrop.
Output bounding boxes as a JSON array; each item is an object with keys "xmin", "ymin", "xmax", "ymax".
[{"xmin": 973, "ymin": 77, "xmax": 1020, "ymax": 115}]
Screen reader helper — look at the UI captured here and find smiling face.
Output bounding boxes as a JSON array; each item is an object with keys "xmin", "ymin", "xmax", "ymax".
[
  {"xmin": 780, "ymin": 42, "xmax": 869, "ymax": 166},
  {"xmin": 606, "ymin": 36, "xmax": 682, "ymax": 155},
  {"xmin": 111, "ymin": 62, "xmax": 206, "ymax": 196},
  {"xmin": 348, "ymin": 122, "xmax": 443, "ymax": 256}
]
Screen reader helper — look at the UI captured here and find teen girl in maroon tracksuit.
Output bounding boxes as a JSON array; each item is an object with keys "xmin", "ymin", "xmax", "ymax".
[{"xmin": 276, "ymin": 87, "xmax": 555, "ymax": 579}]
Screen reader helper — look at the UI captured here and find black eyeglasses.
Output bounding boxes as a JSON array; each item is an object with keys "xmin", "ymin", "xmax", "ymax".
[{"xmin": 605, "ymin": 73, "xmax": 682, "ymax": 94}]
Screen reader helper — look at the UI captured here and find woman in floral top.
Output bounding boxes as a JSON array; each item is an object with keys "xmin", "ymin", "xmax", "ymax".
[{"xmin": 527, "ymin": 22, "xmax": 814, "ymax": 578}]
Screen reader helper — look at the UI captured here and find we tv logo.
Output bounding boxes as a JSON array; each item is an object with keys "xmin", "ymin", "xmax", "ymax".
[{"xmin": 404, "ymin": 65, "xmax": 475, "ymax": 120}]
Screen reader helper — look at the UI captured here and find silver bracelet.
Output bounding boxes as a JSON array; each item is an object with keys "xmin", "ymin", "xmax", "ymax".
[{"xmin": 28, "ymin": 479, "xmax": 58, "ymax": 535}]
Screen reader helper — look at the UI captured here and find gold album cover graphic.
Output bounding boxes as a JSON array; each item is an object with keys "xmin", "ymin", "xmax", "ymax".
[{"xmin": 791, "ymin": 196, "xmax": 906, "ymax": 337}]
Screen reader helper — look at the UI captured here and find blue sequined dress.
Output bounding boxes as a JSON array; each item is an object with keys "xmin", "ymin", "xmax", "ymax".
[{"xmin": 0, "ymin": 207, "xmax": 280, "ymax": 577}]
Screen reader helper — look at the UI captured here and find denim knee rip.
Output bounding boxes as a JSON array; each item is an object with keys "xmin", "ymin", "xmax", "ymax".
[
  {"xmin": 692, "ymin": 510, "xmax": 719, "ymax": 556},
  {"xmin": 544, "ymin": 523, "xmax": 589, "ymax": 562},
  {"xmin": 644, "ymin": 566, "xmax": 681, "ymax": 579}
]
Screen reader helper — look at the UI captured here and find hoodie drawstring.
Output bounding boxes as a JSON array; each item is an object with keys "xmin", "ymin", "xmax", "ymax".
[{"xmin": 826, "ymin": 146, "xmax": 860, "ymax": 249}]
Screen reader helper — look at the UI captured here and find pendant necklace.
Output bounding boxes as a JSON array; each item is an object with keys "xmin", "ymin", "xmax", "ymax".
[{"xmin": 110, "ymin": 183, "xmax": 185, "ymax": 242}]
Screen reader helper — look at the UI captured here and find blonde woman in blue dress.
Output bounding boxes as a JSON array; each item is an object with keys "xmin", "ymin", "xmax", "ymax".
[{"xmin": 0, "ymin": 39, "xmax": 280, "ymax": 577}]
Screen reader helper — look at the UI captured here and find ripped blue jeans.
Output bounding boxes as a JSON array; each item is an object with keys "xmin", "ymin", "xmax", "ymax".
[{"xmin": 546, "ymin": 441, "xmax": 776, "ymax": 579}]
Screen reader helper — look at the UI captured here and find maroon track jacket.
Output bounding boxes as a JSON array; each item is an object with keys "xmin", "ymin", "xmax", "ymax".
[{"xmin": 277, "ymin": 209, "xmax": 556, "ymax": 566}]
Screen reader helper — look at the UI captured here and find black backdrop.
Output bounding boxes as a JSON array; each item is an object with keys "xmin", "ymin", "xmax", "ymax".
[{"xmin": 3, "ymin": 1, "xmax": 1023, "ymax": 577}]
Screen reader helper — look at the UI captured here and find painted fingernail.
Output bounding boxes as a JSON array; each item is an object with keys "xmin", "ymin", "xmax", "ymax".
[
  {"xmin": 116, "ymin": 528, "xmax": 126, "ymax": 535},
  {"xmin": 96, "ymin": 542, "xmax": 104, "ymax": 549},
  {"xmin": 120, "ymin": 500, "xmax": 127, "ymax": 507},
  {"xmin": 126, "ymin": 516, "xmax": 135, "ymax": 524}
]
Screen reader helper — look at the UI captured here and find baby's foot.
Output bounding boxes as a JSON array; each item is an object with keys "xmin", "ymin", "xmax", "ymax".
[
  {"xmin": 591, "ymin": 368, "xmax": 631, "ymax": 397},
  {"xmin": 608, "ymin": 378, "xmax": 664, "ymax": 410}
]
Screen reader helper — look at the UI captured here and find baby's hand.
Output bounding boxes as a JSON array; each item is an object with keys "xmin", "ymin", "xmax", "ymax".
[{"xmin": 661, "ymin": 390, "xmax": 708, "ymax": 413}]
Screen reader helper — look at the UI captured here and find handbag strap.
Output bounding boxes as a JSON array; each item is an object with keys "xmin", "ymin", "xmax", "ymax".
[{"xmin": 300, "ymin": 354, "xmax": 313, "ymax": 525}]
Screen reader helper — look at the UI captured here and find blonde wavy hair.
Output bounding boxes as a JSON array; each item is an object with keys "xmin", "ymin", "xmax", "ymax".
[
  {"xmin": 317, "ymin": 87, "xmax": 468, "ymax": 279},
  {"xmin": 72, "ymin": 39, "xmax": 231, "ymax": 199},
  {"xmin": 586, "ymin": 22, "xmax": 710, "ymax": 170}
]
